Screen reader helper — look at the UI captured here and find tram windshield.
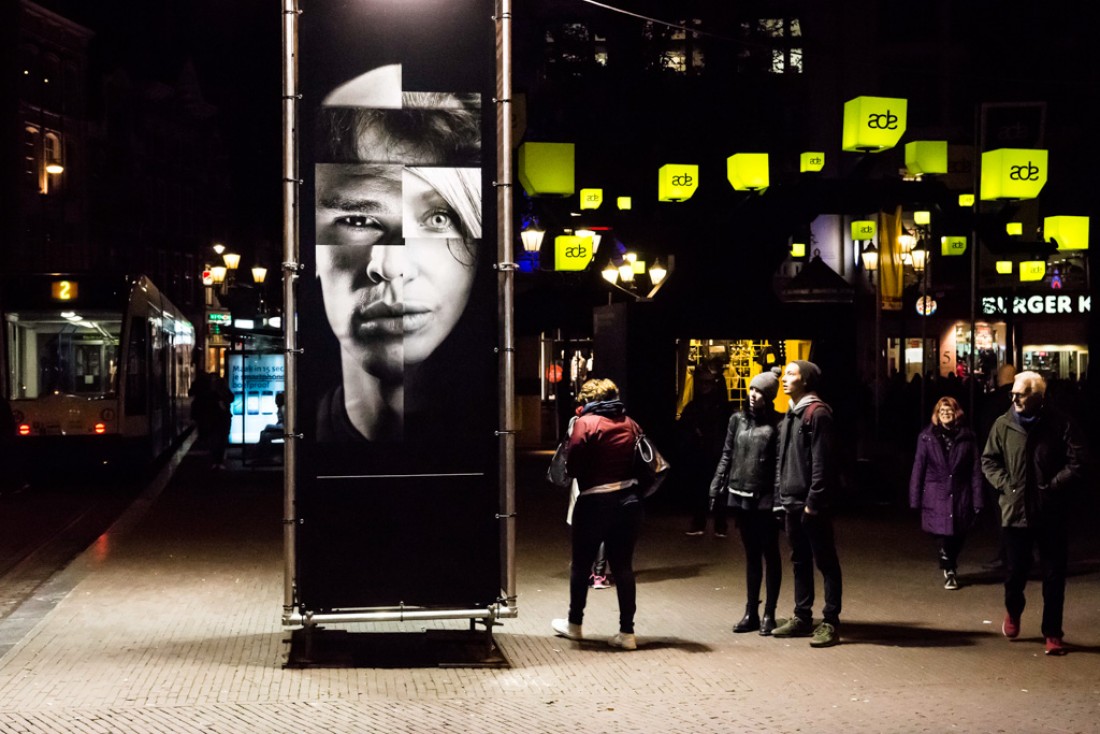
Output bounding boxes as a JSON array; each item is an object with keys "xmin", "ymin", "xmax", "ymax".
[{"xmin": 4, "ymin": 311, "xmax": 122, "ymax": 398}]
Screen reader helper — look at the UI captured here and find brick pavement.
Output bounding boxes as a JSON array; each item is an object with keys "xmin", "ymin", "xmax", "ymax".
[{"xmin": 0, "ymin": 445, "xmax": 1098, "ymax": 733}]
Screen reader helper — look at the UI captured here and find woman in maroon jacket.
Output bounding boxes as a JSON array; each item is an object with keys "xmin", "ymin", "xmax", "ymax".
[
  {"xmin": 909, "ymin": 396, "xmax": 984, "ymax": 590},
  {"xmin": 551, "ymin": 378, "xmax": 644, "ymax": 650}
]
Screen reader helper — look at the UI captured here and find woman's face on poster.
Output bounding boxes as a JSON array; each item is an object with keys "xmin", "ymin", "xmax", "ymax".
[{"xmin": 315, "ymin": 163, "xmax": 477, "ymax": 381}]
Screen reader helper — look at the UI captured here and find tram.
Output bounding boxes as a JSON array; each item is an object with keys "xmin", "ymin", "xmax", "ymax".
[{"xmin": 1, "ymin": 274, "xmax": 195, "ymax": 469}]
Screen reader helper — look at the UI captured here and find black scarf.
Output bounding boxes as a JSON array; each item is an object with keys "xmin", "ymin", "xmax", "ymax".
[{"xmin": 581, "ymin": 399, "xmax": 626, "ymax": 418}]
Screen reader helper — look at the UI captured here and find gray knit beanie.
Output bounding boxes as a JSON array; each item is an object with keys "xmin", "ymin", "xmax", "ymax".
[
  {"xmin": 749, "ymin": 370, "xmax": 779, "ymax": 401},
  {"xmin": 791, "ymin": 360, "xmax": 821, "ymax": 390}
]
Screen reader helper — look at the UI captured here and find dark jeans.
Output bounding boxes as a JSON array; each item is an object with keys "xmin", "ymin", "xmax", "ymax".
[
  {"xmin": 1004, "ymin": 524, "xmax": 1068, "ymax": 638},
  {"xmin": 937, "ymin": 534, "xmax": 967, "ymax": 572},
  {"xmin": 569, "ymin": 490, "xmax": 644, "ymax": 633},
  {"xmin": 736, "ymin": 509, "xmax": 782, "ymax": 612},
  {"xmin": 785, "ymin": 508, "xmax": 843, "ymax": 625}
]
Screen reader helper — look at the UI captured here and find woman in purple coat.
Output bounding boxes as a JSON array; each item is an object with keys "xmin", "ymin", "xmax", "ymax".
[{"xmin": 909, "ymin": 396, "xmax": 984, "ymax": 590}]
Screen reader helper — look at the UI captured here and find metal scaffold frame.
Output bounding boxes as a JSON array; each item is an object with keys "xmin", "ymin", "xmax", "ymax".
[{"xmin": 279, "ymin": 0, "xmax": 517, "ymax": 632}]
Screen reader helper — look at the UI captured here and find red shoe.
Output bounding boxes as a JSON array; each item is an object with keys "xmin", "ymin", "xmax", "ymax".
[
  {"xmin": 1002, "ymin": 614, "xmax": 1020, "ymax": 639},
  {"xmin": 1044, "ymin": 637, "xmax": 1066, "ymax": 656}
]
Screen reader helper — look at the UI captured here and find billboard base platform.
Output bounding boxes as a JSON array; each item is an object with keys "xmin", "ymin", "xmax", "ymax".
[{"xmin": 284, "ymin": 627, "xmax": 509, "ymax": 669}]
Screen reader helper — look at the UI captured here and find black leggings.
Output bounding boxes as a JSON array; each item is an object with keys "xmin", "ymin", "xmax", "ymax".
[
  {"xmin": 569, "ymin": 490, "xmax": 644, "ymax": 633},
  {"xmin": 736, "ymin": 510, "xmax": 782, "ymax": 612}
]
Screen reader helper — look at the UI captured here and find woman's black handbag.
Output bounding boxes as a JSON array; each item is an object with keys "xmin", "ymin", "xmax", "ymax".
[
  {"xmin": 633, "ymin": 429, "xmax": 670, "ymax": 497},
  {"xmin": 547, "ymin": 439, "xmax": 571, "ymax": 488}
]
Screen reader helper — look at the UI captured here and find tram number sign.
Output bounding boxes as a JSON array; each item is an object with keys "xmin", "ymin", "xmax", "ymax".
[{"xmin": 51, "ymin": 280, "xmax": 78, "ymax": 301}]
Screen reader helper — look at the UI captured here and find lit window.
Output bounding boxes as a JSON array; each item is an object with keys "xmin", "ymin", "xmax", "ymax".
[{"xmin": 750, "ymin": 18, "xmax": 804, "ymax": 75}]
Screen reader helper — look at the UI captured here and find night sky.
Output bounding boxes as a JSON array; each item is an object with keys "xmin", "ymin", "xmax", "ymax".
[{"xmin": 53, "ymin": 0, "xmax": 284, "ymax": 256}]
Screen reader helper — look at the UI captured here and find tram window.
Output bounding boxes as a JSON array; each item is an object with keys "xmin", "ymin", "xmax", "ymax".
[{"xmin": 3, "ymin": 311, "xmax": 121, "ymax": 398}]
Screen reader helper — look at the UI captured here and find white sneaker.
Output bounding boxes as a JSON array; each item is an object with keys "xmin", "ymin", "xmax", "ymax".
[
  {"xmin": 551, "ymin": 618, "xmax": 583, "ymax": 640},
  {"xmin": 608, "ymin": 632, "xmax": 637, "ymax": 650}
]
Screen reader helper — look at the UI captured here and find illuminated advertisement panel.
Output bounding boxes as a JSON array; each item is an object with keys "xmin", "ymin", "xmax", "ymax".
[
  {"xmin": 297, "ymin": 0, "xmax": 500, "ymax": 612},
  {"xmin": 227, "ymin": 353, "xmax": 285, "ymax": 445}
]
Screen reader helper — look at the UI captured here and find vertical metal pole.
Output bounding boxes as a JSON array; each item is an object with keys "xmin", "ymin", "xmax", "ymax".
[
  {"xmin": 495, "ymin": 0, "xmax": 518, "ymax": 612},
  {"xmin": 874, "ymin": 269, "xmax": 881, "ymax": 434},
  {"xmin": 281, "ymin": 0, "xmax": 301, "ymax": 618},
  {"xmin": 969, "ymin": 105, "xmax": 980, "ymax": 420}
]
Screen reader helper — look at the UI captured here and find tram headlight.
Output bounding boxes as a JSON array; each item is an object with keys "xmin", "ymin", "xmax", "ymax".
[
  {"xmin": 18, "ymin": 424, "xmax": 31, "ymax": 436},
  {"xmin": 94, "ymin": 422, "xmax": 107, "ymax": 435}
]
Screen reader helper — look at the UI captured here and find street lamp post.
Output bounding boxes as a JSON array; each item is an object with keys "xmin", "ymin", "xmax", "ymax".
[{"xmin": 861, "ymin": 241, "xmax": 880, "ymax": 433}]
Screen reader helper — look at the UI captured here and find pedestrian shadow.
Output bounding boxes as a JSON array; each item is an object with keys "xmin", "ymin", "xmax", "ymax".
[
  {"xmin": 838, "ymin": 621, "xmax": 984, "ymax": 648},
  {"xmin": 960, "ymin": 558, "xmax": 1100, "ymax": 588},
  {"xmin": 561, "ymin": 637, "xmax": 711, "ymax": 653},
  {"xmin": 635, "ymin": 563, "xmax": 713, "ymax": 583},
  {"xmin": 546, "ymin": 563, "xmax": 713, "ymax": 583}
]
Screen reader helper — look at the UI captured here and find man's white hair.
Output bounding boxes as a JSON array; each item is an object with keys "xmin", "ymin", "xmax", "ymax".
[{"xmin": 1013, "ymin": 370, "xmax": 1046, "ymax": 395}]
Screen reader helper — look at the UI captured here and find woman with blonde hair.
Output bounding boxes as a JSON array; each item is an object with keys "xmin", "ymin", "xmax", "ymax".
[
  {"xmin": 552, "ymin": 378, "xmax": 646, "ymax": 650},
  {"xmin": 909, "ymin": 396, "xmax": 984, "ymax": 589}
]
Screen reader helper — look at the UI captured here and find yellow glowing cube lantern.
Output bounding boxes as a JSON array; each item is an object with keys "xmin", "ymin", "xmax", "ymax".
[
  {"xmin": 1044, "ymin": 215, "xmax": 1089, "ymax": 251},
  {"xmin": 980, "ymin": 148, "xmax": 1048, "ymax": 201},
  {"xmin": 851, "ymin": 220, "xmax": 877, "ymax": 241},
  {"xmin": 554, "ymin": 235, "xmax": 594, "ymax": 271},
  {"xmin": 913, "ymin": 210, "xmax": 931, "ymax": 226},
  {"xmin": 658, "ymin": 164, "xmax": 699, "ymax": 202},
  {"xmin": 617, "ymin": 196, "xmax": 632, "ymax": 210},
  {"xmin": 905, "ymin": 140, "xmax": 948, "ymax": 175},
  {"xmin": 790, "ymin": 242, "xmax": 807, "ymax": 258},
  {"xmin": 1019, "ymin": 261, "xmax": 1046, "ymax": 282},
  {"xmin": 517, "ymin": 142, "xmax": 575, "ymax": 197},
  {"xmin": 727, "ymin": 153, "xmax": 769, "ymax": 191},
  {"xmin": 941, "ymin": 236, "xmax": 967, "ymax": 256},
  {"xmin": 958, "ymin": 194, "xmax": 975, "ymax": 207},
  {"xmin": 1006, "ymin": 222, "xmax": 1023, "ymax": 236},
  {"xmin": 995, "ymin": 261, "xmax": 1013, "ymax": 275},
  {"xmin": 579, "ymin": 188, "xmax": 603, "ymax": 210},
  {"xmin": 842, "ymin": 96, "xmax": 907, "ymax": 153},
  {"xmin": 800, "ymin": 152, "xmax": 825, "ymax": 172}
]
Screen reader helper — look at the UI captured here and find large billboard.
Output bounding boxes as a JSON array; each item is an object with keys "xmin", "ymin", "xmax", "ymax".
[{"xmin": 296, "ymin": 0, "xmax": 500, "ymax": 612}]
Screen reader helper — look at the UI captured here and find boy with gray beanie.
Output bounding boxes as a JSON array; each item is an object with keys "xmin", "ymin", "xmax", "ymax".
[{"xmin": 771, "ymin": 360, "xmax": 844, "ymax": 647}]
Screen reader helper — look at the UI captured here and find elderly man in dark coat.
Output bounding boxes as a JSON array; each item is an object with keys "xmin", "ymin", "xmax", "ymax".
[
  {"xmin": 909, "ymin": 396, "xmax": 983, "ymax": 590},
  {"xmin": 982, "ymin": 370, "xmax": 1086, "ymax": 656}
]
